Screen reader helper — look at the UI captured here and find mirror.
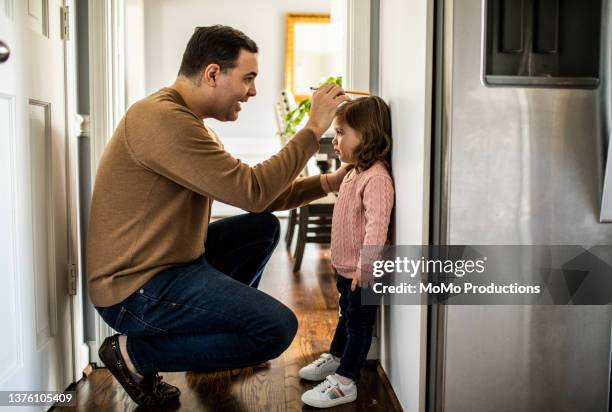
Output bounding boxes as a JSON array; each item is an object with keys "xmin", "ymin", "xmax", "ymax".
[{"xmin": 284, "ymin": 14, "xmax": 343, "ymax": 101}]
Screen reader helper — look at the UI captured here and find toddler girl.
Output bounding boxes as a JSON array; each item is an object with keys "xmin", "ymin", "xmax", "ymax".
[{"xmin": 300, "ymin": 96, "xmax": 394, "ymax": 408}]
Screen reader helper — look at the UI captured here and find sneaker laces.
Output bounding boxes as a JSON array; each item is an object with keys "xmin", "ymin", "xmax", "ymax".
[
  {"xmin": 313, "ymin": 354, "xmax": 333, "ymax": 368},
  {"xmin": 314, "ymin": 376, "xmax": 337, "ymax": 393}
]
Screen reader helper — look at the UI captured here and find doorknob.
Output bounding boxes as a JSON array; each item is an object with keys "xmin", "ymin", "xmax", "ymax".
[{"xmin": 0, "ymin": 40, "xmax": 10, "ymax": 63}]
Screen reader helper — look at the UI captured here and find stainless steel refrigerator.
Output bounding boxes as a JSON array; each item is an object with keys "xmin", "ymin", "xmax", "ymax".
[{"xmin": 429, "ymin": 0, "xmax": 612, "ymax": 411}]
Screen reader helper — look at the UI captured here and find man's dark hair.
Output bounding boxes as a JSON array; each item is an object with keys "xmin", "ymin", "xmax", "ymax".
[{"xmin": 178, "ymin": 25, "xmax": 258, "ymax": 79}]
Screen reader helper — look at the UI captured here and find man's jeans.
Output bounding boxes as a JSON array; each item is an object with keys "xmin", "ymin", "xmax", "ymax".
[{"xmin": 95, "ymin": 213, "xmax": 297, "ymax": 375}]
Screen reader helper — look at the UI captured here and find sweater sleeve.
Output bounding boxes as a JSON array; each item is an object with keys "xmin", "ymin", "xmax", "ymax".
[
  {"xmin": 265, "ymin": 175, "xmax": 326, "ymax": 211},
  {"xmin": 125, "ymin": 106, "xmax": 320, "ymax": 213},
  {"xmin": 362, "ymin": 174, "xmax": 395, "ymax": 247}
]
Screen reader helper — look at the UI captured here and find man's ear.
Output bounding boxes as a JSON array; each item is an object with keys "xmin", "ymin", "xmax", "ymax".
[{"xmin": 203, "ymin": 63, "xmax": 221, "ymax": 86}]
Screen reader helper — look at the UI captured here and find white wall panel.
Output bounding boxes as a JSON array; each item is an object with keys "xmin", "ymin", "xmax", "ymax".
[
  {"xmin": 379, "ymin": 0, "xmax": 433, "ymax": 410},
  {"xmin": 28, "ymin": 100, "xmax": 55, "ymax": 348},
  {"xmin": 0, "ymin": 94, "xmax": 22, "ymax": 385},
  {"xmin": 27, "ymin": 0, "xmax": 48, "ymax": 37}
]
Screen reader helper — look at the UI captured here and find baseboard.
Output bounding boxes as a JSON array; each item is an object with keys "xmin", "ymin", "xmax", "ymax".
[{"xmin": 374, "ymin": 360, "xmax": 404, "ymax": 411}]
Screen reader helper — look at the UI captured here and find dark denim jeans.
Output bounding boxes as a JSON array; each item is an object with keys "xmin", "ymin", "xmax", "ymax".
[
  {"xmin": 95, "ymin": 213, "xmax": 298, "ymax": 375},
  {"xmin": 329, "ymin": 275, "xmax": 379, "ymax": 381}
]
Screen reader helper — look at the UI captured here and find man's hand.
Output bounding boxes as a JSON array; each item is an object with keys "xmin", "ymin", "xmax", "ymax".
[
  {"xmin": 321, "ymin": 164, "xmax": 352, "ymax": 193},
  {"xmin": 305, "ymin": 83, "xmax": 349, "ymax": 138}
]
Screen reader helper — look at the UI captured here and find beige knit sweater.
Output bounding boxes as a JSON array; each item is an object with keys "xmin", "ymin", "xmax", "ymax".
[{"xmin": 87, "ymin": 88, "xmax": 325, "ymax": 307}]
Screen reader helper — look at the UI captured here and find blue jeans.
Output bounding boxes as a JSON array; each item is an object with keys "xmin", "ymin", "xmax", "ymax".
[
  {"xmin": 329, "ymin": 275, "xmax": 379, "ymax": 381},
  {"xmin": 95, "ymin": 213, "xmax": 297, "ymax": 375}
]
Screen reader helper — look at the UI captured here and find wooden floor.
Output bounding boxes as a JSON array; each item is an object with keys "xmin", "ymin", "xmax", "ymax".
[{"xmin": 57, "ymin": 227, "xmax": 402, "ymax": 411}]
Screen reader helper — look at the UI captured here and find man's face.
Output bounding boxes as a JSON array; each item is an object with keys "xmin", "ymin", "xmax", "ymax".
[{"xmin": 211, "ymin": 49, "xmax": 258, "ymax": 121}]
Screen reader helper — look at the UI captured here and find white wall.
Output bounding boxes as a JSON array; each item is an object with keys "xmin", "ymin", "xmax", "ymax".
[
  {"xmin": 379, "ymin": 0, "xmax": 433, "ymax": 411},
  {"xmin": 125, "ymin": 0, "xmax": 146, "ymax": 106},
  {"xmin": 127, "ymin": 0, "xmax": 331, "ymax": 215}
]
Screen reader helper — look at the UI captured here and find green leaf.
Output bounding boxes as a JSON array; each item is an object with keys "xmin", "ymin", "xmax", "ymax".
[{"xmin": 294, "ymin": 111, "xmax": 306, "ymax": 126}]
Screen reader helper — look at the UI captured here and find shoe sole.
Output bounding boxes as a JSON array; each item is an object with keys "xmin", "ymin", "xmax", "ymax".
[
  {"xmin": 299, "ymin": 370, "xmax": 330, "ymax": 381},
  {"xmin": 301, "ymin": 392, "xmax": 357, "ymax": 408}
]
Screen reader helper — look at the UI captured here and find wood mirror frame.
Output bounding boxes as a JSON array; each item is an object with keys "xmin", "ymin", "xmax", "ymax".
[{"xmin": 284, "ymin": 13, "xmax": 331, "ymax": 102}]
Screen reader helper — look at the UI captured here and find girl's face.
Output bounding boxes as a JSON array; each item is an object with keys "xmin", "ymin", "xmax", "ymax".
[{"xmin": 332, "ymin": 118, "xmax": 361, "ymax": 164}]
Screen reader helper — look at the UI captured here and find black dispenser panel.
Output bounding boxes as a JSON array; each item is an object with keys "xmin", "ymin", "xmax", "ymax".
[
  {"xmin": 484, "ymin": 0, "xmax": 601, "ymax": 88},
  {"xmin": 501, "ymin": 0, "xmax": 524, "ymax": 53}
]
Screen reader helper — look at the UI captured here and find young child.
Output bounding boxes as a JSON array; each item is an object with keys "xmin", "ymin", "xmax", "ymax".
[{"xmin": 300, "ymin": 96, "xmax": 394, "ymax": 408}]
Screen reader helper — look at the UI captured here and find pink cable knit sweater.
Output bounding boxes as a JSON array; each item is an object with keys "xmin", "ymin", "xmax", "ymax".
[{"xmin": 331, "ymin": 161, "xmax": 394, "ymax": 278}]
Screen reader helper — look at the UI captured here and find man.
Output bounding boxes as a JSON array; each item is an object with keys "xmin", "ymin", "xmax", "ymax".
[{"xmin": 87, "ymin": 25, "xmax": 348, "ymax": 406}]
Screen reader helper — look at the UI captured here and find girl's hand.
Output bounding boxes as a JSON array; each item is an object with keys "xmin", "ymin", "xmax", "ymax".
[
  {"xmin": 325, "ymin": 164, "xmax": 352, "ymax": 193},
  {"xmin": 351, "ymin": 269, "xmax": 361, "ymax": 291},
  {"xmin": 351, "ymin": 258, "xmax": 375, "ymax": 291}
]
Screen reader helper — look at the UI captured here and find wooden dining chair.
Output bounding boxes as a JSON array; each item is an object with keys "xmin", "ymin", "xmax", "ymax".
[{"xmin": 290, "ymin": 192, "xmax": 336, "ymax": 272}]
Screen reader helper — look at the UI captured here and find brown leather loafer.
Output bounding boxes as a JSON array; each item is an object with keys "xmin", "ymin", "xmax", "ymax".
[{"xmin": 98, "ymin": 333, "xmax": 180, "ymax": 406}]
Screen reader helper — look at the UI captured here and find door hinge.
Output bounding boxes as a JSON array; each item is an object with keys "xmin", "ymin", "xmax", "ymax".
[
  {"xmin": 61, "ymin": 6, "xmax": 70, "ymax": 41},
  {"xmin": 68, "ymin": 263, "xmax": 77, "ymax": 295}
]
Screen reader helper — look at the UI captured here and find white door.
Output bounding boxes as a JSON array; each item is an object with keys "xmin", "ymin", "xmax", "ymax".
[{"xmin": 0, "ymin": 0, "xmax": 72, "ymax": 403}]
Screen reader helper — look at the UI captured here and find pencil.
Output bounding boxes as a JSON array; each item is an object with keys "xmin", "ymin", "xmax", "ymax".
[{"xmin": 309, "ymin": 86, "xmax": 370, "ymax": 96}]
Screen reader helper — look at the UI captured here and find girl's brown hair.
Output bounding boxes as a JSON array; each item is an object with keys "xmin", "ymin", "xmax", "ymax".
[{"xmin": 335, "ymin": 96, "xmax": 392, "ymax": 173}]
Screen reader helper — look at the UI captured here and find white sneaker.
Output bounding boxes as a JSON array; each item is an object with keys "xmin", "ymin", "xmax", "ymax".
[
  {"xmin": 299, "ymin": 353, "xmax": 340, "ymax": 381},
  {"xmin": 301, "ymin": 375, "xmax": 357, "ymax": 408}
]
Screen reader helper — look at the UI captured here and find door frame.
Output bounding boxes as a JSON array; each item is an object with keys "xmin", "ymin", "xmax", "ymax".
[
  {"xmin": 85, "ymin": 0, "xmax": 126, "ymax": 364},
  {"xmin": 63, "ymin": 0, "xmax": 92, "ymax": 383}
]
